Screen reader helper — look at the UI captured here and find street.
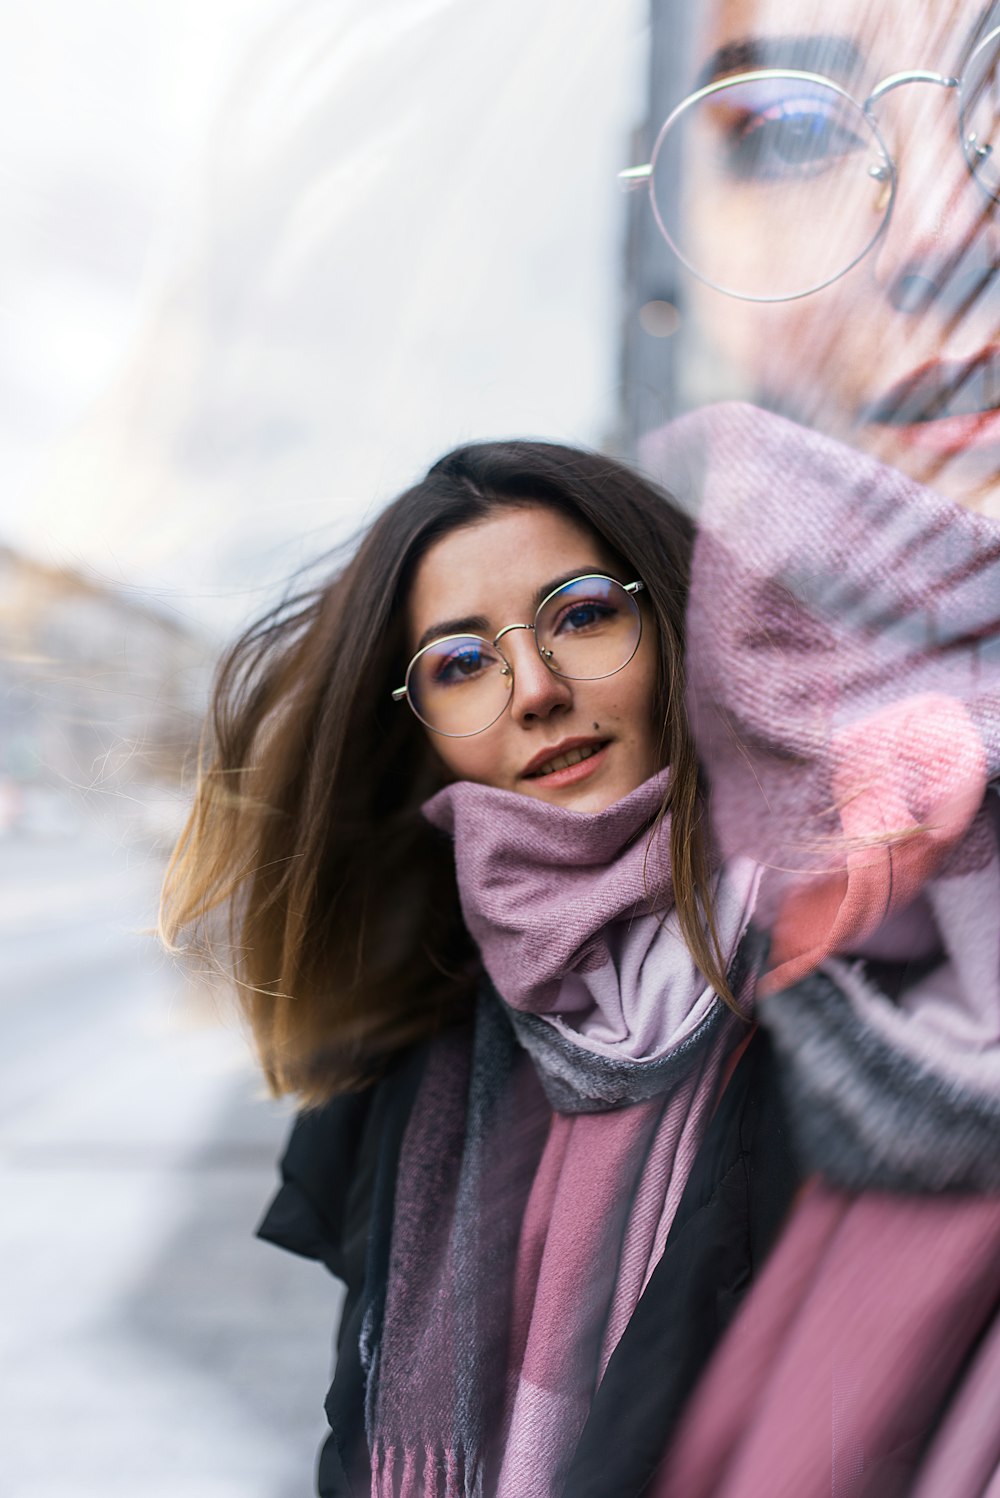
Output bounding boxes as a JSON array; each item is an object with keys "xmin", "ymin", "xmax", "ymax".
[{"xmin": 1, "ymin": 823, "xmax": 343, "ymax": 1498}]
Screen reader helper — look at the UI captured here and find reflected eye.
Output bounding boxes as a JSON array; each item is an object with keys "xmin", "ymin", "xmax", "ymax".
[{"xmin": 725, "ymin": 98, "xmax": 868, "ymax": 181}]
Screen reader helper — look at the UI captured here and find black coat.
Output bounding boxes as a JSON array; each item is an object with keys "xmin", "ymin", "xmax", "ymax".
[{"xmin": 257, "ymin": 1025, "xmax": 799, "ymax": 1497}]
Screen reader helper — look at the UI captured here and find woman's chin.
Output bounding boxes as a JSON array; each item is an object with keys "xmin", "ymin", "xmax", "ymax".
[{"xmin": 526, "ymin": 784, "xmax": 622, "ymax": 813}]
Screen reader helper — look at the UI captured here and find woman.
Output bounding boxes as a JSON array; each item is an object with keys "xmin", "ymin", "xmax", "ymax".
[{"xmin": 160, "ymin": 440, "xmax": 796, "ymax": 1497}]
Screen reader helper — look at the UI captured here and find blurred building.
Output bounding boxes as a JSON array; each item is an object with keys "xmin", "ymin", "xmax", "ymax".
[
  {"xmin": 0, "ymin": 544, "xmax": 211, "ymax": 841},
  {"xmin": 617, "ymin": 0, "xmax": 693, "ymax": 455},
  {"xmin": 618, "ymin": 3, "xmax": 753, "ymax": 460}
]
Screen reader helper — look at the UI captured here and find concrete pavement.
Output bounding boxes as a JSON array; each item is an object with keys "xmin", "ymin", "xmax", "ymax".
[{"xmin": 2, "ymin": 825, "xmax": 343, "ymax": 1498}]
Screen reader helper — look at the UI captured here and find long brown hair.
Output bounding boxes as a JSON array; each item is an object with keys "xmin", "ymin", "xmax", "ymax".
[{"xmin": 160, "ymin": 440, "xmax": 733, "ymax": 1105}]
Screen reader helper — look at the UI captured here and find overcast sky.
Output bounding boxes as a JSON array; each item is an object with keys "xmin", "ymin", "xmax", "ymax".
[{"xmin": 1, "ymin": 0, "xmax": 648, "ymax": 633}]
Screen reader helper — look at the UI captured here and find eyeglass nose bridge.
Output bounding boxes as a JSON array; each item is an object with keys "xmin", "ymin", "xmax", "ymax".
[
  {"xmin": 491, "ymin": 620, "xmax": 556, "ymax": 669},
  {"xmin": 492, "ymin": 621, "xmax": 533, "ymax": 647},
  {"xmin": 864, "ymin": 68, "xmax": 999, "ymax": 178},
  {"xmin": 865, "ymin": 69, "xmax": 959, "ymax": 110},
  {"xmin": 861, "ymin": 71, "xmax": 962, "ymax": 185}
]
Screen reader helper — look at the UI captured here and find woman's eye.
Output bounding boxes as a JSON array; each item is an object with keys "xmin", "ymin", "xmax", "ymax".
[
  {"xmin": 725, "ymin": 101, "xmax": 867, "ymax": 181},
  {"xmin": 434, "ymin": 646, "xmax": 490, "ymax": 685}
]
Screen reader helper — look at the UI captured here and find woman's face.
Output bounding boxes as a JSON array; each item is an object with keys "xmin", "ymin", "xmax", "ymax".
[
  {"xmin": 405, "ymin": 504, "xmax": 661, "ymax": 813},
  {"xmin": 683, "ymin": 0, "xmax": 1000, "ymax": 515}
]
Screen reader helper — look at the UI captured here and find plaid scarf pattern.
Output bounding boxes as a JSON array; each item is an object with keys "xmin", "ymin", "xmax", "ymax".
[{"xmin": 365, "ymin": 774, "xmax": 760, "ymax": 1497}]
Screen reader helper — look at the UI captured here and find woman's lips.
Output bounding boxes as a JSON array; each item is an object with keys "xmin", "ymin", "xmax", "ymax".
[
  {"xmin": 870, "ymin": 406, "xmax": 1000, "ymax": 454},
  {"xmin": 864, "ymin": 350, "xmax": 1000, "ymax": 452},
  {"xmin": 521, "ymin": 741, "xmax": 610, "ymax": 788}
]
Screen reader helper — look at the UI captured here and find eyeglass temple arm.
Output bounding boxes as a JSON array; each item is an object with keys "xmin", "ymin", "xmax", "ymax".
[
  {"xmin": 391, "ymin": 686, "xmax": 407, "ymax": 702},
  {"xmin": 618, "ymin": 164, "xmax": 652, "ymax": 191},
  {"xmin": 624, "ymin": 581, "xmax": 645, "ymax": 594}
]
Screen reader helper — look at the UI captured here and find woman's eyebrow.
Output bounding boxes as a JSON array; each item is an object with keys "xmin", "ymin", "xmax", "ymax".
[
  {"xmin": 694, "ymin": 34, "xmax": 864, "ymax": 91},
  {"xmin": 416, "ymin": 614, "xmax": 492, "ymax": 652},
  {"xmin": 531, "ymin": 568, "xmax": 609, "ymax": 611}
]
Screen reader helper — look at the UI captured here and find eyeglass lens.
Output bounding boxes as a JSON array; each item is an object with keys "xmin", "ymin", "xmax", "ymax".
[
  {"xmin": 652, "ymin": 44, "xmax": 1000, "ymax": 300},
  {"xmin": 405, "ymin": 575, "xmax": 642, "ymax": 737},
  {"xmin": 653, "ymin": 77, "xmax": 894, "ymax": 301}
]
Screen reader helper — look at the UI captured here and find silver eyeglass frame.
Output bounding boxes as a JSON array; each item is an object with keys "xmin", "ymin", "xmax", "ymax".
[
  {"xmin": 619, "ymin": 26, "xmax": 1000, "ymax": 303},
  {"xmin": 391, "ymin": 574, "xmax": 646, "ymax": 738}
]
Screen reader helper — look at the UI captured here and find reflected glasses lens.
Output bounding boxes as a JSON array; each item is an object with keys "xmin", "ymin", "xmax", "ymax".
[{"xmin": 651, "ymin": 72, "xmax": 893, "ymax": 301}]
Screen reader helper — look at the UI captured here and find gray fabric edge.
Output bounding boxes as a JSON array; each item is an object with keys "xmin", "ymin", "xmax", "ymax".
[
  {"xmin": 498, "ymin": 929, "xmax": 765, "ymax": 1115},
  {"xmin": 762, "ymin": 965, "xmax": 1000, "ymax": 1191},
  {"xmin": 506, "ymin": 1000, "xmax": 732, "ymax": 1113}
]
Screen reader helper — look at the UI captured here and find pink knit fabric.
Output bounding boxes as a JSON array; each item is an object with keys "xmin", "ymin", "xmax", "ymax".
[
  {"xmin": 911, "ymin": 1303, "xmax": 1000, "ymax": 1497},
  {"xmin": 652, "ymin": 1187, "xmax": 1000, "ymax": 1498},
  {"xmin": 495, "ymin": 1036, "xmax": 730, "ymax": 1498},
  {"xmin": 765, "ymin": 692, "xmax": 987, "ymax": 991},
  {"xmin": 416, "ymin": 771, "xmax": 759, "ymax": 1497},
  {"xmin": 642, "ymin": 402, "xmax": 1000, "ymax": 985},
  {"xmin": 423, "ymin": 770, "xmax": 759, "ymax": 1064}
]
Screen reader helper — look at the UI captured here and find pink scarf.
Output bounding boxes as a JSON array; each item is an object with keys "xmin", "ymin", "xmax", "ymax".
[
  {"xmin": 422, "ymin": 770, "xmax": 759, "ymax": 1089},
  {"xmin": 427, "ymin": 772, "xmax": 759, "ymax": 1495},
  {"xmin": 366, "ymin": 772, "xmax": 759, "ymax": 1498},
  {"xmin": 652, "ymin": 1184, "xmax": 1000, "ymax": 1498}
]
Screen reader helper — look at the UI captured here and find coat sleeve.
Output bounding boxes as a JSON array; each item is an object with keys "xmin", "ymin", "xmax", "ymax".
[
  {"xmin": 256, "ymin": 1088, "xmax": 377, "ymax": 1283},
  {"xmin": 256, "ymin": 1046, "xmax": 430, "ymax": 1496}
]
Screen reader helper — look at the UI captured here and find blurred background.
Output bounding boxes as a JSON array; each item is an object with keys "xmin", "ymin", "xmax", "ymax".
[{"xmin": 0, "ymin": 1, "xmax": 699, "ymax": 1493}]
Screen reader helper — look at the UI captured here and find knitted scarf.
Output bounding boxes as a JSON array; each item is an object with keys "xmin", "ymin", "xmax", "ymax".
[
  {"xmin": 639, "ymin": 403, "xmax": 1000, "ymax": 1496},
  {"xmin": 364, "ymin": 771, "xmax": 760, "ymax": 1498}
]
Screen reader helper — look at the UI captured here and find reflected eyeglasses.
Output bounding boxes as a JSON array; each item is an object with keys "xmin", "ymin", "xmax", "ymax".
[
  {"xmin": 620, "ymin": 26, "xmax": 1000, "ymax": 302},
  {"xmin": 392, "ymin": 574, "xmax": 645, "ymax": 737}
]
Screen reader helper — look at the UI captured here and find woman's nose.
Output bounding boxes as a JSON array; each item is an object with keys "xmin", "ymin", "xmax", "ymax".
[
  {"xmin": 504, "ymin": 631, "xmax": 573, "ymax": 724},
  {"xmin": 869, "ymin": 85, "xmax": 1000, "ymax": 316}
]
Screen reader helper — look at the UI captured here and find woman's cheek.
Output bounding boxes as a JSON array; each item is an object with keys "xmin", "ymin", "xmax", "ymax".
[
  {"xmin": 692, "ymin": 294, "xmax": 801, "ymax": 397},
  {"xmin": 689, "ymin": 278, "xmax": 877, "ymax": 432},
  {"xmin": 427, "ymin": 731, "xmax": 506, "ymax": 789}
]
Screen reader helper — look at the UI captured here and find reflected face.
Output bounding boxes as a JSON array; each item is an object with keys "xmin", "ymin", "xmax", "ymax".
[
  {"xmin": 405, "ymin": 505, "xmax": 661, "ymax": 813},
  {"xmin": 681, "ymin": 0, "xmax": 1000, "ymax": 513}
]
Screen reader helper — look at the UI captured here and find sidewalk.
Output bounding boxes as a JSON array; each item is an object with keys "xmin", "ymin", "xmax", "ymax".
[{"xmin": 2, "ymin": 827, "xmax": 342, "ymax": 1498}]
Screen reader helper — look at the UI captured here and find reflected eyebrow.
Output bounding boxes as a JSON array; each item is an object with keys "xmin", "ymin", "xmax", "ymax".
[
  {"xmin": 414, "ymin": 569, "xmax": 612, "ymax": 654},
  {"xmin": 694, "ymin": 35, "xmax": 865, "ymax": 91}
]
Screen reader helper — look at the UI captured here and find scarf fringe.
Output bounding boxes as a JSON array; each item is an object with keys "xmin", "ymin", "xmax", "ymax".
[{"xmin": 371, "ymin": 1439, "xmax": 483, "ymax": 1498}]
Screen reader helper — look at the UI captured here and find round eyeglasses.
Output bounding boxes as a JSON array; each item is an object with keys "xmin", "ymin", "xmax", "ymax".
[
  {"xmin": 620, "ymin": 27, "xmax": 1000, "ymax": 302},
  {"xmin": 392, "ymin": 574, "xmax": 645, "ymax": 737}
]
